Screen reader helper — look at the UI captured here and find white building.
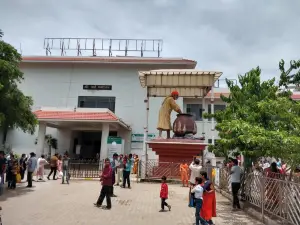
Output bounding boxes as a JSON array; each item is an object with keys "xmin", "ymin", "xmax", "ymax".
[{"xmin": 1, "ymin": 55, "xmax": 230, "ymax": 160}]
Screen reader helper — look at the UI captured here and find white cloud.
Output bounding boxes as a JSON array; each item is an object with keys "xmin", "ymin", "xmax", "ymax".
[{"xmin": 0, "ymin": 0, "xmax": 299, "ymax": 81}]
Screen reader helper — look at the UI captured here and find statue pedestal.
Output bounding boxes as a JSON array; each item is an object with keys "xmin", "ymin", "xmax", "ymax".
[{"xmin": 146, "ymin": 139, "xmax": 207, "ymax": 178}]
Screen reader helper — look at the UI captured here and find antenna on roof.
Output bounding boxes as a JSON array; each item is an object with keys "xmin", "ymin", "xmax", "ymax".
[{"xmin": 43, "ymin": 38, "xmax": 163, "ymax": 58}]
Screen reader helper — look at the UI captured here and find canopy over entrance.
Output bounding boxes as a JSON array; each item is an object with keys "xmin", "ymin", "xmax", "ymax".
[
  {"xmin": 138, "ymin": 69, "xmax": 223, "ymax": 97},
  {"xmin": 34, "ymin": 107, "xmax": 131, "ymax": 160},
  {"xmin": 34, "ymin": 107, "xmax": 131, "ymax": 130}
]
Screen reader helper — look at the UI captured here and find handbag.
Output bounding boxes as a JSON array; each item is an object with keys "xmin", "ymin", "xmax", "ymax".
[{"xmin": 16, "ymin": 173, "xmax": 21, "ymax": 183}]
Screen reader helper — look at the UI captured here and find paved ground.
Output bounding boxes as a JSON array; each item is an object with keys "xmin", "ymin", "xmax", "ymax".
[{"xmin": 0, "ymin": 180, "xmax": 263, "ymax": 225}]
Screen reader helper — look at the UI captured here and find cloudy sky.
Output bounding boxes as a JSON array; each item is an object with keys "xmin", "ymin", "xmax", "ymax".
[{"xmin": 1, "ymin": 0, "xmax": 300, "ymax": 85}]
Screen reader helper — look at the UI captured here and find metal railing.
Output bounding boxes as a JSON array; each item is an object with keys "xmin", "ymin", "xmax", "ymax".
[
  {"xmin": 45, "ymin": 159, "xmax": 104, "ymax": 178},
  {"xmin": 139, "ymin": 159, "xmax": 192, "ymax": 179},
  {"xmin": 44, "ymin": 38, "xmax": 163, "ymax": 57}
]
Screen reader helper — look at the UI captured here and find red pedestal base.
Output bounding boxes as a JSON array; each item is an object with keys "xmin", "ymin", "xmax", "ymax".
[{"xmin": 146, "ymin": 139, "xmax": 207, "ymax": 179}]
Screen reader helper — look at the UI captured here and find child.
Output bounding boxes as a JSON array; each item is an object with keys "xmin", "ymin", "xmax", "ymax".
[
  {"xmin": 191, "ymin": 177, "xmax": 208, "ymax": 225},
  {"xmin": 159, "ymin": 176, "xmax": 171, "ymax": 212}
]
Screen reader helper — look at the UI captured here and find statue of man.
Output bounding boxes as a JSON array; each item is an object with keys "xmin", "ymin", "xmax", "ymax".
[{"xmin": 157, "ymin": 90, "xmax": 182, "ymax": 139}]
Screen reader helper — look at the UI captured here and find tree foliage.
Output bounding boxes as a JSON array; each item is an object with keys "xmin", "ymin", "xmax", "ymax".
[
  {"xmin": 0, "ymin": 29, "xmax": 37, "ymax": 142},
  {"xmin": 205, "ymin": 61, "xmax": 300, "ymax": 169}
]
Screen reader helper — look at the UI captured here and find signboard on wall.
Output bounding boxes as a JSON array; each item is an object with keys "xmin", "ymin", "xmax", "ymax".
[
  {"xmin": 83, "ymin": 85, "xmax": 112, "ymax": 90},
  {"xmin": 131, "ymin": 133, "xmax": 155, "ymax": 142},
  {"xmin": 107, "ymin": 136, "xmax": 123, "ymax": 159},
  {"xmin": 131, "ymin": 133, "xmax": 156, "ymax": 149}
]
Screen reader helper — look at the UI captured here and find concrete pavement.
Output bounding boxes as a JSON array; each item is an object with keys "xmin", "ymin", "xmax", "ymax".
[{"xmin": 0, "ymin": 180, "xmax": 263, "ymax": 225}]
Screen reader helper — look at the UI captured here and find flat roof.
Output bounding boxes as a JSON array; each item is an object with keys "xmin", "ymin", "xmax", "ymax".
[{"xmin": 21, "ymin": 56, "xmax": 197, "ymax": 68}]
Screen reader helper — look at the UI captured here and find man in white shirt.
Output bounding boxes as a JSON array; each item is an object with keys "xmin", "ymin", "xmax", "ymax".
[
  {"xmin": 230, "ymin": 159, "xmax": 243, "ymax": 209},
  {"xmin": 191, "ymin": 177, "xmax": 208, "ymax": 225},
  {"xmin": 189, "ymin": 158, "xmax": 202, "ymax": 185}
]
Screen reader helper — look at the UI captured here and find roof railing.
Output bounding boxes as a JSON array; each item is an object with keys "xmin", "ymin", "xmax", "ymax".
[{"xmin": 43, "ymin": 38, "xmax": 163, "ymax": 58}]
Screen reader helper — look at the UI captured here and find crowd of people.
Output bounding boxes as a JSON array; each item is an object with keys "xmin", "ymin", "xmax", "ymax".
[
  {"xmin": 186, "ymin": 158, "xmax": 217, "ymax": 225},
  {"xmin": 0, "ymin": 151, "xmax": 71, "ymax": 192}
]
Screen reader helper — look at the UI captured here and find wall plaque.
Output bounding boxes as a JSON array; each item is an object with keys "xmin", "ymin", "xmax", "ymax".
[{"xmin": 83, "ymin": 85, "xmax": 112, "ymax": 90}]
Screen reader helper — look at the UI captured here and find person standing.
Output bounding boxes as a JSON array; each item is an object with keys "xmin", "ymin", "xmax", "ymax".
[
  {"xmin": 200, "ymin": 171, "xmax": 216, "ymax": 225},
  {"xmin": 115, "ymin": 154, "xmax": 123, "ymax": 186},
  {"xmin": 159, "ymin": 176, "xmax": 171, "ymax": 212},
  {"xmin": 110, "ymin": 153, "xmax": 119, "ymax": 197},
  {"xmin": 27, "ymin": 152, "xmax": 37, "ymax": 188},
  {"xmin": 94, "ymin": 158, "xmax": 113, "ymax": 210},
  {"xmin": 7, "ymin": 154, "xmax": 18, "ymax": 189},
  {"xmin": 47, "ymin": 153, "xmax": 58, "ymax": 180},
  {"xmin": 57, "ymin": 155, "xmax": 63, "ymax": 179},
  {"xmin": 191, "ymin": 177, "xmax": 208, "ymax": 225},
  {"xmin": 0, "ymin": 151, "xmax": 7, "ymax": 187},
  {"xmin": 157, "ymin": 91, "xmax": 182, "ymax": 139},
  {"xmin": 62, "ymin": 153, "xmax": 70, "ymax": 184},
  {"xmin": 189, "ymin": 159, "xmax": 202, "ymax": 186},
  {"xmin": 133, "ymin": 155, "xmax": 139, "ymax": 174},
  {"xmin": 122, "ymin": 154, "xmax": 133, "ymax": 189},
  {"xmin": 230, "ymin": 159, "xmax": 243, "ymax": 210},
  {"xmin": 36, "ymin": 155, "xmax": 48, "ymax": 181},
  {"xmin": 180, "ymin": 162, "xmax": 189, "ymax": 187},
  {"xmin": 19, "ymin": 154, "xmax": 26, "ymax": 180}
]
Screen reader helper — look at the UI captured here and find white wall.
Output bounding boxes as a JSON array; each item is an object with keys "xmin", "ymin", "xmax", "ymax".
[
  {"xmin": 183, "ymin": 98, "xmax": 226, "ymax": 140},
  {"xmin": 6, "ymin": 63, "xmax": 186, "ymax": 157}
]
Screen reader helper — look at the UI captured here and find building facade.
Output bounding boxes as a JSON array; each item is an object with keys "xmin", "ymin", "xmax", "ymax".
[
  {"xmin": 5, "ymin": 55, "xmax": 299, "ymax": 160},
  {"xmin": 5, "ymin": 56, "xmax": 224, "ymax": 159}
]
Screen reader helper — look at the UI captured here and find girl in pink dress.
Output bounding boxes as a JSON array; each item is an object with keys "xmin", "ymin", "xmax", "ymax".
[{"xmin": 57, "ymin": 155, "xmax": 63, "ymax": 179}]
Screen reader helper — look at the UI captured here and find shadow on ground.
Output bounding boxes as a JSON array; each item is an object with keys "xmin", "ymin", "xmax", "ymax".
[{"xmin": 0, "ymin": 185, "xmax": 35, "ymax": 201}]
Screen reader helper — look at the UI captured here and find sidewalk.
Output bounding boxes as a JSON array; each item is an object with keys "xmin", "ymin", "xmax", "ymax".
[{"xmin": 0, "ymin": 180, "xmax": 263, "ymax": 225}]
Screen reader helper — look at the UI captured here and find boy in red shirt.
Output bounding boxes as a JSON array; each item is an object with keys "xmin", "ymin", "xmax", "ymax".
[{"xmin": 160, "ymin": 176, "xmax": 171, "ymax": 212}]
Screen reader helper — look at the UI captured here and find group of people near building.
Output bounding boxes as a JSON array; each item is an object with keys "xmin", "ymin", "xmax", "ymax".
[
  {"xmin": 94, "ymin": 153, "xmax": 135, "ymax": 210},
  {"xmin": 0, "ymin": 151, "xmax": 38, "ymax": 189},
  {"xmin": 0, "ymin": 151, "xmax": 70, "ymax": 193}
]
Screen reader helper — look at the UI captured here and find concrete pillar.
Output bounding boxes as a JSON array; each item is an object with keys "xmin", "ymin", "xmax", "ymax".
[
  {"xmin": 100, "ymin": 123, "xmax": 109, "ymax": 160},
  {"xmin": 118, "ymin": 128, "xmax": 131, "ymax": 155},
  {"xmin": 36, "ymin": 123, "xmax": 46, "ymax": 157},
  {"xmin": 57, "ymin": 128, "xmax": 72, "ymax": 155},
  {"xmin": 202, "ymin": 96, "xmax": 205, "ymax": 136},
  {"xmin": 211, "ymin": 86, "xmax": 215, "ymax": 145}
]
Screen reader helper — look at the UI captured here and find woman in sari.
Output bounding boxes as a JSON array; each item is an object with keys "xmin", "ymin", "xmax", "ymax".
[
  {"xmin": 179, "ymin": 162, "xmax": 189, "ymax": 187},
  {"xmin": 200, "ymin": 171, "xmax": 216, "ymax": 225},
  {"xmin": 133, "ymin": 155, "xmax": 139, "ymax": 174}
]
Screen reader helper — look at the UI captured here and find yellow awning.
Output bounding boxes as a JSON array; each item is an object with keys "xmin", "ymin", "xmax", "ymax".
[{"xmin": 138, "ymin": 69, "xmax": 223, "ymax": 97}]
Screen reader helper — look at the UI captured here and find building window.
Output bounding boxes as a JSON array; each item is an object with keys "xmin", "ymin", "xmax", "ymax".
[
  {"xmin": 186, "ymin": 104, "xmax": 203, "ymax": 121},
  {"xmin": 78, "ymin": 96, "xmax": 116, "ymax": 112},
  {"xmin": 207, "ymin": 104, "xmax": 226, "ymax": 121}
]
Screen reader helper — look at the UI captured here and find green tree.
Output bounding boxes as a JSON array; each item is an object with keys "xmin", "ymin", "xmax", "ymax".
[
  {"xmin": 0, "ymin": 29, "xmax": 37, "ymax": 143},
  {"xmin": 205, "ymin": 64, "xmax": 300, "ymax": 171}
]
